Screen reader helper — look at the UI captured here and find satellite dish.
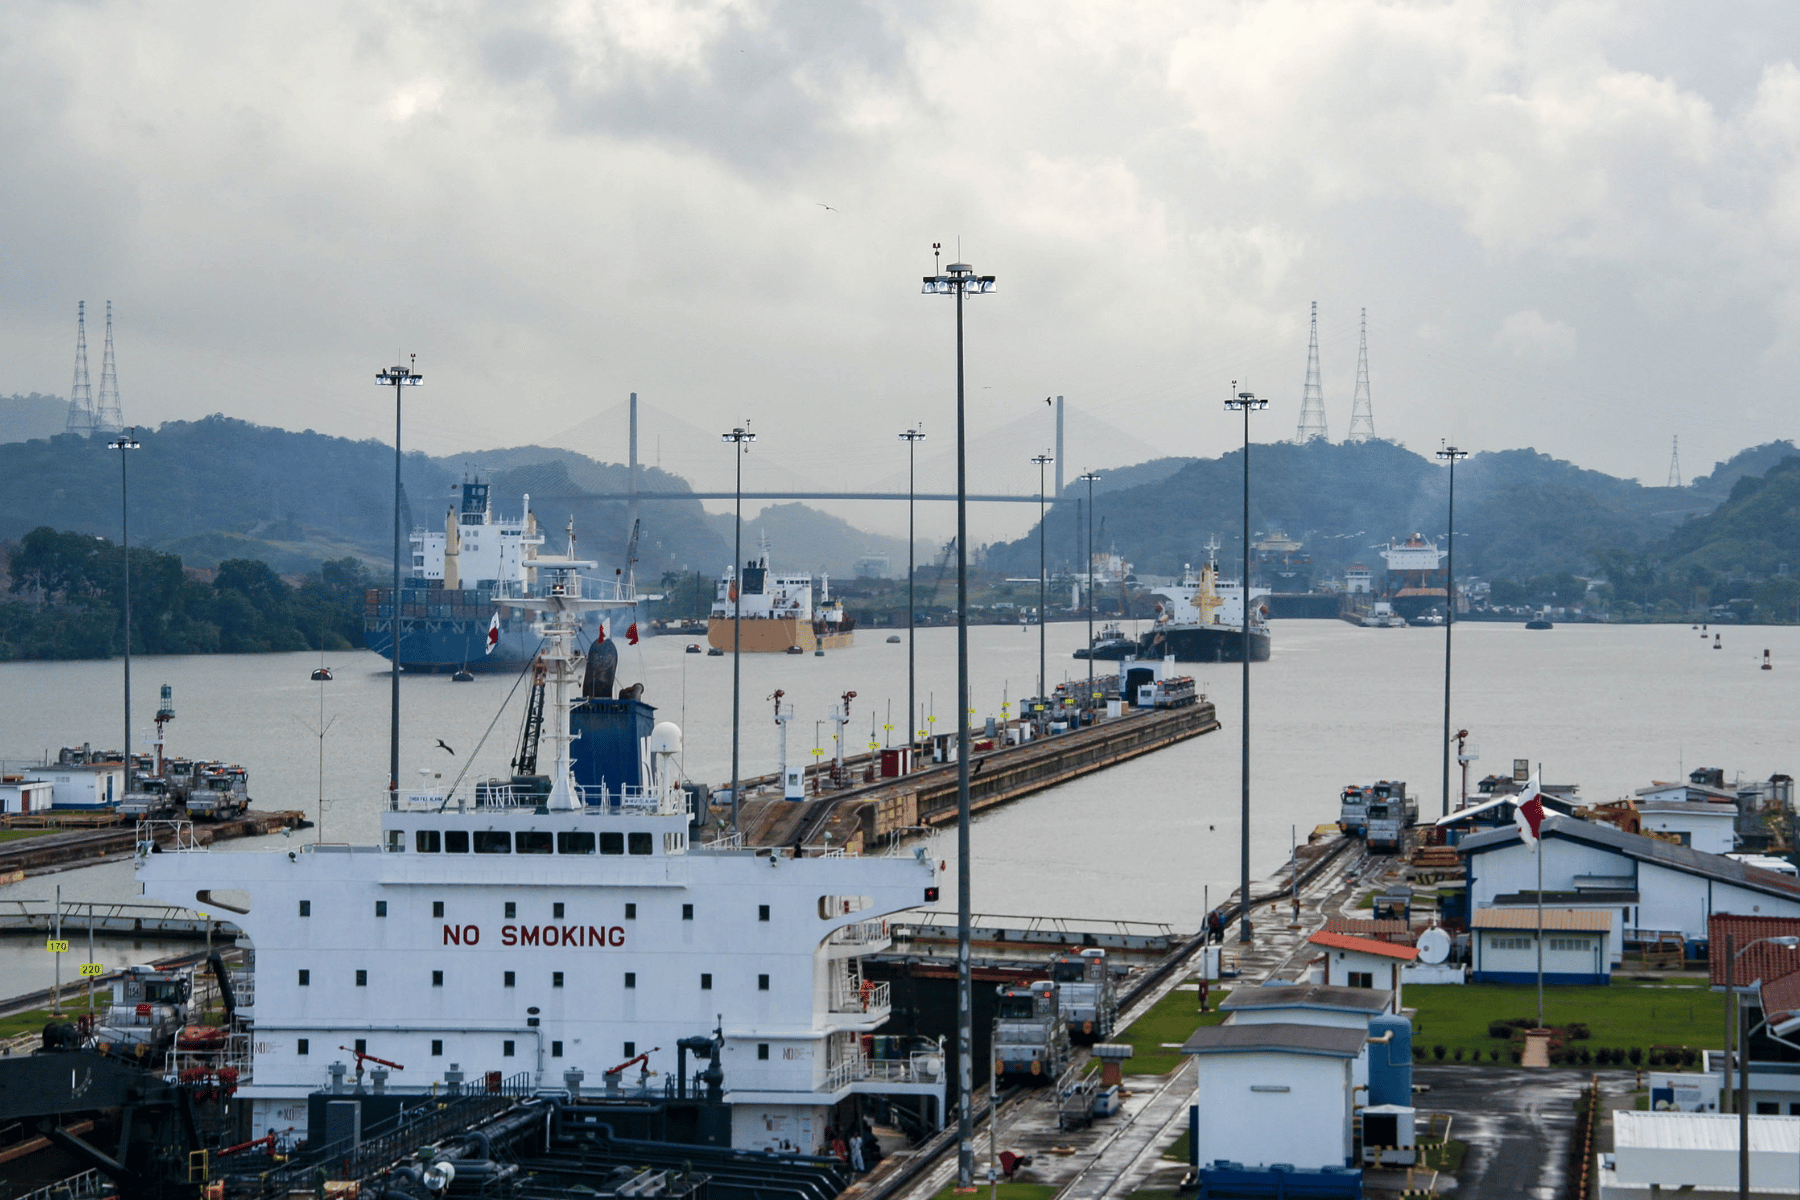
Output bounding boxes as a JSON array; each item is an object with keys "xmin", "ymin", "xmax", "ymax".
[{"xmin": 1417, "ymin": 927, "xmax": 1451, "ymax": 966}]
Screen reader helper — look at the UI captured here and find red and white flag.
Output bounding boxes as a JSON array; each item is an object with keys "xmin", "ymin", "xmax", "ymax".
[
  {"xmin": 626, "ymin": 622, "xmax": 640, "ymax": 646},
  {"xmin": 1514, "ymin": 775, "xmax": 1546, "ymax": 845},
  {"xmin": 484, "ymin": 611, "xmax": 501, "ymax": 655}
]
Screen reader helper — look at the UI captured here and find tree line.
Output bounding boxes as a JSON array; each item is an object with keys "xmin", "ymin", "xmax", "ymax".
[{"xmin": 0, "ymin": 527, "xmax": 372, "ymax": 660}]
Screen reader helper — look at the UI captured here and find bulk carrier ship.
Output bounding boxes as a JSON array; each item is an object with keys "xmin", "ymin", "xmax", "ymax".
[
  {"xmin": 707, "ymin": 544, "xmax": 855, "ymax": 653},
  {"xmin": 1135, "ymin": 545, "xmax": 1271, "ymax": 663}
]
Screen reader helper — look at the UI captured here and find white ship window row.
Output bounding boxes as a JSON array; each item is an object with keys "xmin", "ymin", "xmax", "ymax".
[{"xmin": 284, "ymin": 894, "xmax": 855, "ymax": 929}]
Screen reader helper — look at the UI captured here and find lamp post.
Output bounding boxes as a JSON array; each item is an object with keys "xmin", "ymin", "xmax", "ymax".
[
  {"xmin": 921, "ymin": 246, "xmax": 995, "ymax": 1189},
  {"xmin": 722, "ymin": 426, "xmax": 756, "ymax": 835},
  {"xmin": 376, "ymin": 358, "xmax": 421, "ymax": 802},
  {"xmin": 1032, "ymin": 453, "xmax": 1054, "ymax": 706},
  {"xmin": 1436, "ymin": 446, "xmax": 1467, "ymax": 819},
  {"xmin": 1078, "ymin": 471, "xmax": 1101, "ymax": 711},
  {"xmin": 901, "ymin": 427, "xmax": 926, "ymax": 752},
  {"xmin": 108, "ymin": 428, "xmax": 140, "ymax": 768},
  {"xmin": 1225, "ymin": 385, "xmax": 1268, "ymax": 944},
  {"xmin": 1725, "ymin": 933, "xmax": 1799, "ymax": 1200}
]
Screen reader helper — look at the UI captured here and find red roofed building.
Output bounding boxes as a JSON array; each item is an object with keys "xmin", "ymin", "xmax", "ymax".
[{"xmin": 1308, "ymin": 930, "xmax": 1419, "ymax": 1010}]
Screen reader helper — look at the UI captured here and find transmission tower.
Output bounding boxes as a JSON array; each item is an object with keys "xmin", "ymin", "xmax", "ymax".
[
  {"xmin": 1295, "ymin": 300, "xmax": 1329, "ymax": 441},
  {"xmin": 1667, "ymin": 435, "xmax": 1682, "ymax": 488},
  {"xmin": 64, "ymin": 301, "xmax": 94, "ymax": 437},
  {"xmin": 94, "ymin": 301, "xmax": 123, "ymax": 434},
  {"xmin": 1346, "ymin": 307, "xmax": 1376, "ymax": 442}
]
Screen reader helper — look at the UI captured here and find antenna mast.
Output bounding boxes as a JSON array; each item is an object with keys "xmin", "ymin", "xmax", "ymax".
[
  {"xmin": 1346, "ymin": 308, "xmax": 1375, "ymax": 442},
  {"xmin": 1667, "ymin": 436, "xmax": 1682, "ymax": 488},
  {"xmin": 1295, "ymin": 301, "xmax": 1329, "ymax": 442},
  {"xmin": 95, "ymin": 301, "xmax": 123, "ymax": 435},
  {"xmin": 65, "ymin": 301, "xmax": 94, "ymax": 437}
]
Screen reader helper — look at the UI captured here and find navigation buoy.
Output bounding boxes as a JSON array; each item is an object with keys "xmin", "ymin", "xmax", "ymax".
[
  {"xmin": 1713, "ymin": 634, "xmax": 1722, "ymax": 650},
  {"xmin": 1763, "ymin": 649, "xmax": 1773, "ymax": 671}
]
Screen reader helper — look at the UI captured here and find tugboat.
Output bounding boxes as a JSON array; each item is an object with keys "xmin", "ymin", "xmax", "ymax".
[
  {"xmin": 310, "ymin": 666, "xmax": 332, "ymax": 681},
  {"xmin": 139, "ymin": 547, "xmax": 946, "ymax": 1154},
  {"xmin": 1525, "ymin": 614, "xmax": 1554, "ymax": 630},
  {"xmin": 1072, "ymin": 623, "xmax": 1136, "ymax": 660}
]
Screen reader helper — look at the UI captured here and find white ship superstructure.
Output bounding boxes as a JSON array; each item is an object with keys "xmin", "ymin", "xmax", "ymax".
[{"xmin": 140, "ymin": 557, "xmax": 940, "ymax": 1153}]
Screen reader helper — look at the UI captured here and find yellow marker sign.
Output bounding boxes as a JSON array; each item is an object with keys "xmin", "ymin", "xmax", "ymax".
[
  {"xmin": 79, "ymin": 962, "xmax": 104, "ymax": 977},
  {"xmin": 882, "ymin": 723, "xmax": 893, "ymax": 732},
  {"xmin": 45, "ymin": 939, "xmax": 70, "ymax": 953}
]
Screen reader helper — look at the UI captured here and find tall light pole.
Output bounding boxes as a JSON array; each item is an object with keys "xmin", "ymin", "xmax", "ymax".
[
  {"xmin": 1436, "ymin": 445, "xmax": 1467, "ymax": 818},
  {"xmin": 1032, "ymin": 453, "xmax": 1054, "ymax": 704},
  {"xmin": 901, "ymin": 427, "xmax": 926, "ymax": 752},
  {"xmin": 921, "ymin": 245, "xmax": 995, "ymax": 1189},
  {"xmin": 376, "ymin": 359, "xmax": 422, "ymax": 803},
  {"xmin": 723, "ymin": 425, "xmax": 756, "ymax": 835},
  {"xmin": 1078, "ymin": 471, "xmax": 1101, "ymax": 710},
  {"xmin": 1225, "ymin": 386, "xmax": 1267, "ymax": 944},
  {"xmin": 108, "ymin": 428, "xmax": 140, "ymax": 768}
]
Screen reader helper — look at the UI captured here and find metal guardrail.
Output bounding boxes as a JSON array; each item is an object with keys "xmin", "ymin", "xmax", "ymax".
[{"xmin": 13, "ymin": 1168, "xmax": 109, "ymax": 1200}]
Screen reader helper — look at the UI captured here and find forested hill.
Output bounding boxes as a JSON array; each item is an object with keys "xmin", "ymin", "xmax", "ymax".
[
  {"xmin": 984, "ymin": 438, "xmax": 1797, "ymax": 584},
  {"xmin": 0, "ymin": 419, "xmax": 730, "ymax": 576}
]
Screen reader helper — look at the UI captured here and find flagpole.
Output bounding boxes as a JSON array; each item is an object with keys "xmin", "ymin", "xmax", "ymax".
[{"xmin": 1536, "ymin": 816, "xmax": 1545, "ymax": 1028}]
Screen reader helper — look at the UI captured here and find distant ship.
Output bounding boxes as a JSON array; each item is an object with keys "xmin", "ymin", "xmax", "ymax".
[
  {"xmin": 1380, "ymin": 533, "xmax": 1448, "ymax": 621},
  {"xmin": 364, "ymin": 477, "xmax": 637, "ymax": 671},
  {"xmin": 1091, "ymin": 541, "xmax": 1269, "ymax": 663},
  {"xmin": 707, "ymin": 541, "xmax": 855, "ymax": 653}
]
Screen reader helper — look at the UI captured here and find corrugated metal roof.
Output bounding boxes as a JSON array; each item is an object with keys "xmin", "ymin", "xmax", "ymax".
[
  {"xmin": 1322, "ymin": 918, "xmax": 1409, "ymax": 936},
  {"xmin": 1614, "ymin": 1110, "xmax": 1800, "ymax": 1152},
  {"xmin": 1180, "ymin": 1022, "xmax": 1369, "ymax": 1058},
  {"xmin": 1460, "ymin": 814, "xmax": 1800, "ymax": 901},
  {"xmin": 1308, "ymin": 931, "xmax": 1419, "ymax": 960},
  {"xmin": 1470, "ymin": 907, "xmax": 1614, "ymax": 931},
  {"xmin": 1219, "ymin": 984, "xmax": 1393, "ymax": 1013},
  {"xmin": 1707, "ymin": 914, "xmax": 1800, "ymax": 988}
]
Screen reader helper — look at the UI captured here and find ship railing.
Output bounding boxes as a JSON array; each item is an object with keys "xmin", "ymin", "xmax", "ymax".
[
  {"xmin": 821, "ymin": 1049, "xmax": 943, "ymax": 1093},
  {"xmin": 15, "ymin": 1168, "xmax": 110, "ymax": 1200},
  {"xmin": 701, "ymin": 831, "xmax": 744, "ymax": 850},
  {"xmin": 827, "ymin": 919, "xmax": 890, "ymax": 948},
  {"xmin": 827, "ymin": 977, "xmax": 891, "ymax": 1019},
  {"xmin": 134, "ymin": 818, "xmax": 201, "ymax": 854}
]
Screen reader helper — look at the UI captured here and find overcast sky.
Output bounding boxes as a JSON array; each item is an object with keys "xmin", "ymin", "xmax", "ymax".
[{"xmin": 6, "ymin": 0, "xmax": 1800, "ymax": 540}]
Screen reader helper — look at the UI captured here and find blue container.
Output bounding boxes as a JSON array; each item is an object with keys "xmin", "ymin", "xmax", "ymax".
[{"xmin": 1367, "ymin": 1013, "xmax": 1412, "ymax": 1108}]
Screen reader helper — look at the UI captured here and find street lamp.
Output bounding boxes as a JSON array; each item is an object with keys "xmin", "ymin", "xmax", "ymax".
[
  {"xmin": 1725, "ymin": 933, "xmax": 1799, "ymax": 1200},
  {"xmin": 1032, "ymin": 453, "xmax": 1054, "ymax": 706},
  {"xmin": 722, "ymin": 425, "xmax": 756, "ymax": 836},
  {"xmin": 901, "ymin": 427, "xmax": 926, "ymax": 751},
  {"xmin": 108, "ymin": 428, "xmax": 140, "ymax": 770},
  {"xmin": 1225, "ymin": 385, "xmax": 1268, "ymax": 944},
  {"xmin": 376, "ymin": 358, "xmax": 422, "ymax": 801},
  {"xmin": 920, "ymin": 244, "xmax": 995, "ymax": 1189},
  {"xmin": 1436, "ymin": 445, "xmax": 1467, "ymax": 819},
  {"xmin": 1078, "ymin": 471, "xmax": 1101, "ymax": 710}
]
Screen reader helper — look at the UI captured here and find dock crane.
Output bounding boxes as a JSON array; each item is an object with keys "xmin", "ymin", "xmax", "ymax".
[
  {"xmin": 921, "ymin": 537, "xmax": 957, "ymax": 610},
  {"xmin": 512, "ymin": 655, "xmax": 548, "ymax": 775}
]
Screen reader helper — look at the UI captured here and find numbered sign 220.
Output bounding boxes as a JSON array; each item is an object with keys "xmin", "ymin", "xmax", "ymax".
[{"xmin": 79, "ymin": 962, "xmax": 104, "ymax": 977}]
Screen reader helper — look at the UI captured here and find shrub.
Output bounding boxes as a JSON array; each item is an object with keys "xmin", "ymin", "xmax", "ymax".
[
  {"xmin": 1628, "ymin": 1047, "xmax": 1644, "ymax": 1066},
  {"xmin": 1682, "ymin": 1048, "xmax": 1698, "ymax": 1067},
  {"xmin": 1566, "ymin": 1022, "xmax": 1591, "ymax": 1041},
  {"xmin": 1453, "ymin": 1048, "xmax": 1464, "ymax": 1062},
  {"xmin": 1577, "ymin": 1048, "xmax": 1592, "ymax": 1065},
  {"xmin": 1489, "ymin": 1021, "xmax": 1515, "ymax": 1039},
  {"xmin": 1413, "ymin": 1047, "xmax": 1424, "ymax": 1061},
  {"xmin": 1433, "ymin": 1045, "xmax": 1446, "ymax": 1061},
  {"xmin": 1510, "ymin": 1049, "xmax": 1522, "ymax": 1064}
]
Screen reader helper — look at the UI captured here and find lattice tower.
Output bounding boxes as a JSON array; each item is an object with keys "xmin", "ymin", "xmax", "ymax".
[
  {"xmin": 94, "ymin": 300, "xmax": 123, "ymax": 434},
  {"xmin": 1667, "ymin": 435, "xmax": 1681, "ymax": 489},
  {"xmin": 1346, "ymin": 308, "xmax": 1376, "ymax": 442},
  {"xmin": 64, "ymin": 300, "xmax": 94, "ymax": 437},
  {"xmin": 1295, "ymin": 300, "xmax": 1329, "ymax": 441}
]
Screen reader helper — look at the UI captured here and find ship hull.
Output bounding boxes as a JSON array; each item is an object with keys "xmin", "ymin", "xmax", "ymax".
[
  {"xmin": 707, "ymin": 617, "xmax": 854, "ymax": 653},
  {"xmin": 365, "ymin": 609, "xmax": 612, "ymax": 671},
  {"xmin": 1138, "ymin": 624, "xmax": 1271, "ymax": 663}
]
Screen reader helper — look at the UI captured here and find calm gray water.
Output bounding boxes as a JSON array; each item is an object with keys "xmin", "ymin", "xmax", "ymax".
[{"xmin": 2, "ymin": 619, "xmax": 1793, "ymax": 992}]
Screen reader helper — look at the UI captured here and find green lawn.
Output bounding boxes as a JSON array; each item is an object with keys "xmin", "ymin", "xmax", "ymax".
[
  {"xmin": 933, "ymin": 1184, "xmax": 1058, "ymax": 1200},
  {"xmin": 1112, "ymin": 984, "xmax": 1233, "ymax": 1076},
  {"xmin": 0, "ymin": 828, "xmax": 55, "ymax": 842},
  {"xmin": 1407, "ymin": 981, "xmax": 1721, "ymax": 1067}
]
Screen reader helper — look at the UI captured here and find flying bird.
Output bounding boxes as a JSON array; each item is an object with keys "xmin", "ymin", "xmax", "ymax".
[
  {"xmin": 816, "ymin": 203, "xmax": 840, "ymax": 213},
  {"xmin": 1045, "ymin": 396, "xmax": 1053, "ymax": 405},
  {"xmin": 435, "ymin": 739, "xmax": 456, "ymax": 756}
]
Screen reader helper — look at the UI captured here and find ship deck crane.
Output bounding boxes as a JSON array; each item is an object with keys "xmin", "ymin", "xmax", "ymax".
[
  {"xmin": 922, "ymin": 537, "xmax": 956, "ymax": 610},
  {"xmin": 338, "ymin": 1045, "xmax": 404, "ymax": 1082},
  {"xmin": 512, "ymin": 655, "xmax": 548, "ymax": 776}
]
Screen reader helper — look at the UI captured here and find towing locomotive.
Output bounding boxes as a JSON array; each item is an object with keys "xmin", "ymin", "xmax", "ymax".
[
  {"xmin": 1048, "ymin": 948, "xmax": 1117, "ymax": 1044},
  {"xmin": 992, "ymin": 980, "xmax": 1073, "ymax": 1085}
]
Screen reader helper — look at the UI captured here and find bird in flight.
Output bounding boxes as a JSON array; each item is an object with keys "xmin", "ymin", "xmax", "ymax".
[
  {"xmin": 1045, "ymin": 396, "xmax": 1053, "ymax": 405},
  {"xmin": 816, "ymin": 203, "xmax": 840, "ymax": 213},
  {"xmin": 435, "ymin": 739, "xmax": 455, "ymax": 756}
]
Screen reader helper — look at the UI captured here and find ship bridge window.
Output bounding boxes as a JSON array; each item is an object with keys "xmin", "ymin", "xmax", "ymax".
[
  {"xmin": 558, "ymin": 832, "xmax": 596, "ymax": 855},
  {"xmin": 416, "ymin": 830, "xmax": 441, "ymax": 853},
  {"xmin": 473, "ymin": 831, "xmax": 511, "ymax": 854},
  {"xmin": 517, "ymin": 831, "xmax": 553, "ymax": 855},
  {"xmin": 600, "ymin": 832, "xmax": 624, "ymax": 855},
  {"xmin": 628, "ymin": 832, "xmax": 653, "ymax": 856},
  {"xmin": 444, "ymin": 831, "xmax": 469, "ymax": 854}
]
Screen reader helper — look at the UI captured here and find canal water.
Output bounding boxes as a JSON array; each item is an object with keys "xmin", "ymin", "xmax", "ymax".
[{"xmin": 2, "ymin": 619, "xmax": 1793, "ymax": 993}]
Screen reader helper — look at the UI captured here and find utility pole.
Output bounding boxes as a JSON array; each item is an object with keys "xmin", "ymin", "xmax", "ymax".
[
  {"xmin": 1437, "ymin": 445, "xmax": 1467, "ymax": 818},
  {"xmin": 722, "ymin": 425, "xmax": 756, "ymax": 834},
  {"xmin": 376, "ymin": 358, "xmax": 422, "ymax": 802},
  {"xmin": 109, "ymin": 429, "xmax": 140, "ymax": 770},
  {"xmin": 1033, "ymin": 453, "xmax": 1054, "ymax": 705},
  {"xmin": 1227, "ymin": 384, "xmax": 1268, "ymax": 943},
  {"xmin": 901, "ymin": 427, "xmax": 926, "ymax": 754}
]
